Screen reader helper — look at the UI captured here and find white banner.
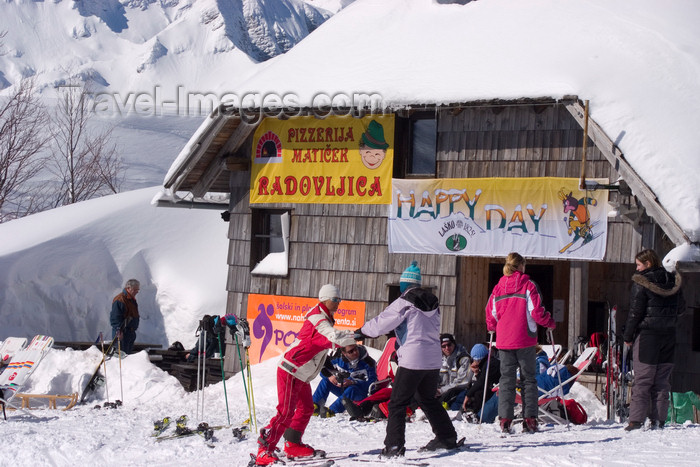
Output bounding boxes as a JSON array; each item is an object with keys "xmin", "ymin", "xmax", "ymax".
[{"xmin": 388, "ymin": 177, "xmax": 609, "ymax": 260}]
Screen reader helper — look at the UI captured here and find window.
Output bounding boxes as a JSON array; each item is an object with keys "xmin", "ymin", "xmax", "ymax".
[
  {"xmin": 409, "ymin": 117, "xmax": 437, "ymax": 176},
  {"xmin": 693, "ymin": 307, "xmax": 700, "ymax": 352},
  {"xmin": 251, "ymin": 209, "xmax": 289, "ymax": 276},
  {"xmin": 394, "ymin": 111, "xmax": 437, "ymax": 178},
  {"xmin": 387, "ymin": 283, "xmax": 437, "ymax": 304}
]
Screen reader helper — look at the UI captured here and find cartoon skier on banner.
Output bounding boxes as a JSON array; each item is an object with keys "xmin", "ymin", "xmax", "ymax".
[{"xmin": 558, "ymin": 188, "xmax": 599, "ymax": 253}]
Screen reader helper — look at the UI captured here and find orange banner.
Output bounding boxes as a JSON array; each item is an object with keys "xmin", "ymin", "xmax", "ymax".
[{"xmin": 247, "ymin": 293, "xmax": 366, "ymax": 364}]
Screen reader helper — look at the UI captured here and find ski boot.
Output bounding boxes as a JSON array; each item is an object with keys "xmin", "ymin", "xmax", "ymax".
[
  {"xmin": 250, "ymin": 447, "xmax": 281, "ymax": 466},
  {"xmin": 500, "ymin": 418, "xmax": 512, "ymax": 433},
  {"xmin": 380, "ymin": 445, "xmax": 405, "ymax": 459},
  {"xmin": 284, "ymin": 441, "xmax": 317, "ymax": 459},
  {"xmin": 523, "ymin": 417, "xmax": 538, "ymax": 433}
]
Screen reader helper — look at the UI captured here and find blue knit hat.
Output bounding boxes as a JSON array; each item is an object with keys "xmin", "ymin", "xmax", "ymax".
[
  {"xmin": 470, "ymin": 343, "xmax": 489, "ymax": 361},
  {"xmin": 400, "ymin": 260, "xmax": 421, "ymax": 292}
]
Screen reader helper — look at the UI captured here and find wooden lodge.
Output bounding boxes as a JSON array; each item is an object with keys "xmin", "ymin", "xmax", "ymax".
[{"xmin": 159, "ymin": 97, "xmax": 700, "ymax": 392}]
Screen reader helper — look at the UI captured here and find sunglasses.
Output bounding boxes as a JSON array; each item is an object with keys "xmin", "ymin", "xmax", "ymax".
[
  {"xmin": 331, "ymin": 297, "xmax": 342, "ymax": 303},
  {"xmin": 441, "ymin": 343, "xmax": 453, "ymax": 348}
]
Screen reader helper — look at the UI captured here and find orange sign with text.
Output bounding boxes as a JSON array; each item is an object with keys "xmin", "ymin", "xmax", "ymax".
[{"xmin": 247, "ymin": 293, "xmax": 365, "ymax": 364}]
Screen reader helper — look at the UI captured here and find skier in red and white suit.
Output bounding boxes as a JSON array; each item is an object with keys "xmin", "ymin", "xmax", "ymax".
[{"xmin": 255, "ymin": 284, "xmax": 356, "ymax": 466}]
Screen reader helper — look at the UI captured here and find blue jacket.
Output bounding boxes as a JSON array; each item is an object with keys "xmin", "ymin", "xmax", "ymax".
[
  {"xmin": 537, "ymin": 364, "xmax": 574, "ymax": 397},
  {"xmin": 321, "ymin": 345, "xmax": 377, "ymax": 393}
]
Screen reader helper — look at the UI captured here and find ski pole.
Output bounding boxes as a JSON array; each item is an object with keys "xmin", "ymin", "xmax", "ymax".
[
  {"xmin": 479, "ymin": 331, "xmax": 495, "ymax": 426},
  {"xmin": 245, "ymin": 347, "xmax": 258, "ymax": 432},
  {"xmin": 217, "ymin": 332, "xmax": 231, "ymax": 425},
  {"xmin": 201, "ymin": 330, "xmax": 207, "ymax": 421},
  {"xmin": 99, "ymin": 332, "xmax": 110, "ymax": 403},
  {"xmin": 195, "ymin": 329, "xmax": 201, "ymax": 421},
  {"xmin": 118, "ymin": 338, "xmax": 124, "ymax": 403},
  {"xmin": 548, "ymin": 329, "xmax": 569, "ymax": 427},
  {"xmin": 234, "ymin": 333, "xmax": 253, "ymax": 430}
]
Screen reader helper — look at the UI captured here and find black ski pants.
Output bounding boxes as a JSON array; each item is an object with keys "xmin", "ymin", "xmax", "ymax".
[{"xmin": 384, "ymin": 367, "xmax": 457, "ymax": 449}]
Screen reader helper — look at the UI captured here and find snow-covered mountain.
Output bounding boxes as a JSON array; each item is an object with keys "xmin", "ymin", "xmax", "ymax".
[{"xmin": 0, "ymin": 0, "xmax": 343, "ymax": 103}]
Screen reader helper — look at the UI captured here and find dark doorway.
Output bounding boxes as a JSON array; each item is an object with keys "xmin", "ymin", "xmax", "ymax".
[
  {"xmin": 488, "ymin": 263, "xmax": 554, "ymax": 344},
  {"xmin": 587, "ymin": 301, "xmax": 608, "ymax": 337}
]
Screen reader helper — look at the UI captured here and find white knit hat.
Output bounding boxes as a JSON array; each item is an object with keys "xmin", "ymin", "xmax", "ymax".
[{"xmin": 318, "ymin": 284, "xmax": 340, "ymax": 302}]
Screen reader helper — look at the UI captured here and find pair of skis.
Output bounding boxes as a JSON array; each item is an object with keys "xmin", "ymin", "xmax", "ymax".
[
  {"xmin": 604, "ymin": 304, "xmax": 632, "ymax": 422},
  {"xmin": 248, "ymin": 439, "xmax": 468, "ymax": 467}
]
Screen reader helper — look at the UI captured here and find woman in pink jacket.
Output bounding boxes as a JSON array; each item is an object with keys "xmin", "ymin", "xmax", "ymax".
[{"xmin": 485, "ymin": 252, "xmax": 555, "ymax": 434}]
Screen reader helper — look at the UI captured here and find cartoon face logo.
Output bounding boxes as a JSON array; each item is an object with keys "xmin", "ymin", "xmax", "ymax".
[
  {"xmin": 359, "ymin": 120, "xmax": 389, "ymax": 170},
  {"xmin": 359, "ymin": 146, "xmax": 386, "ymax": 170}
]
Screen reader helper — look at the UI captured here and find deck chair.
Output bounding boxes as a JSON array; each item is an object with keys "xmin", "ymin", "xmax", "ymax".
[
  {"xmin": 543, "ymin": 344, "xmax": 562, "ymax": 363},
  {"xmin": 367, "ymin": 337, "xmax": 396, "ymax": 395},
  {"xmin": 539, "ymin": 346, "xmax": 598, "ymax": 400},
  {"xmin": 0, "ymin": 337, "xmax": 28, "ymax": 368},
  {"xmin": 535, "ymin": 346, "xmax": 598, "ymax": 424},
  {"xmin": 0, "ymin": 335, "xmax": 54, "ymax": 420},
  {"xmin": 508, "ymin": 346, "xmax": 598, "ymax": 425}
]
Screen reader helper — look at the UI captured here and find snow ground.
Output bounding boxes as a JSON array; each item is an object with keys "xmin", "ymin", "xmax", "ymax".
[{"xmin": 3, "ymin": 345, "xmax": 698, "ymax": 467}]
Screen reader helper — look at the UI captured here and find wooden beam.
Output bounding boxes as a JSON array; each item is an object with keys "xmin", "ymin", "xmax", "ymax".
[
  {"xmin": 568, "ymin": 261, "xmax": 588, "ymax": 351},
  {"xmin": 164, "ymin": 114, "xmax": 230, "ymax": 192},
  {"xmin": 191, "ymin": 119, "xmax": 256, "ymax": 197},
  {"xmin": 564, "ymin": 100, "xmax": 689, "ymax": 245}
]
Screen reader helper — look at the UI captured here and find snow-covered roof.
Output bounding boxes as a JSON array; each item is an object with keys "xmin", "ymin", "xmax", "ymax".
[{"xmin": 227, "ymin": 0, "xmax": 700, "ymax": 243}]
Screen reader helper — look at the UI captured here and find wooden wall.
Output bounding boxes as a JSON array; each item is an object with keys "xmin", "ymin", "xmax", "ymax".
[
  {"xmin": 222, "ymin": 186, "xmax": 458, "ymax": 353},
  {"xmin": 435, "ymin": 103, "xmax": 654, "ymax": 350},
  {"xmin": 220, "ymin": 102, "xmax": 695, "ymax": 383}
]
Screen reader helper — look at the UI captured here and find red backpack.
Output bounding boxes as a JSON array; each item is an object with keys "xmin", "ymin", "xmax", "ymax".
[
  {"xmin": 587, "ymin": 332, "xmax": 607, "ymax": 372},
  {"xmin": 562, "ymin": 398, "xmax": 588, "ymax": 425}
]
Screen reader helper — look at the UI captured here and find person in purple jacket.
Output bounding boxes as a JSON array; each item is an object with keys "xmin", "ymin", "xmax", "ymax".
[
  {"xmin": 485, "ymin": 252, "xmax": 555, "ymax": 434},
  {"xmin": 354, "ymin": 261, "xmax": 459, "ymax": 458}
]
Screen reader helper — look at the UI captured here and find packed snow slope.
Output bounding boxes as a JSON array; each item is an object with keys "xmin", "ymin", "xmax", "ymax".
[
  {"xmin": 3, "ymin": 345, "xmax": 699, "ymax": 467},
  {"xmin": 0, "ymin": 187, "xmax": 229, "ymax": 346},
  {"xmin": 232, "ymin": 0, "xmax": 700, "ymax": 241}
]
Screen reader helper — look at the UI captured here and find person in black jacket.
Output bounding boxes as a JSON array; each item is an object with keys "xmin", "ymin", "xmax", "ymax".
[
  {"xmin": 623, "ymin": 249, "xmax": 685, "ymax": 431},
  {"xmin": 455, "ymin": 343, "xmax": 500, "ymax": 414}
]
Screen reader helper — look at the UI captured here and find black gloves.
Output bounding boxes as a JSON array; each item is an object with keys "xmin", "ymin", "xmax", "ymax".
[
  {"xmin": 333, "ymin": 370, "xmax": 351, "ymax": 386},
  {"xmin": 354, "ymin": 328, "xmax": 367, "ymax": 341}
]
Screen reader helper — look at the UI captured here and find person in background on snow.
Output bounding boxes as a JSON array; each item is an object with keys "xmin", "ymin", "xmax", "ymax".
[
  {"xmin": 537, "ymin": 362, "xmax": 579, "ymax": 397},
  {"xmin": 436, "ymin": 333, "xmax": 471, "ymax": 408},
  {"xmin": 454, "ymin": 343, "xmax": 500, "ymax": 416},
  {"xmin": 535, "ymin": 345, "xmax": 552, "ymax": 375},
  {"xmin": 623, "ymin": 249, "xmax": 685, "ymax": 431},
  {"xmin": 312, "ymin": 343, "xmax": 377, "ymax": 417},
  {"xmin": 354, "ymin": 261, "xmax": 459, "ymax": 458},
  {"xmin": 342, "ymin": 348, "xmax": 419, "ymax": 421},
  {"xmin": 255, "ymin": 284, "xmax": 356, "ymax": 466},
  {"xmin": 110, "ymin": 278, "xmax": 140, "ymax": 355},
  {"xmin": 485, "ymin": 252, "xmax": 555, "ymax": 434}
]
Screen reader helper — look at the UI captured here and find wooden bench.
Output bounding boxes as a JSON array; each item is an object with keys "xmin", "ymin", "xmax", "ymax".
[
  {"xmin": 169, "ymin": 361, "xmax": 223, "ymax": 392},
  {"xmin": 53, "ymin": 341, "xmax": 162, "ymax": 352},
  {"xmin": 14, "ymin": 393, "xmax": 79, "ymax": 411}
]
